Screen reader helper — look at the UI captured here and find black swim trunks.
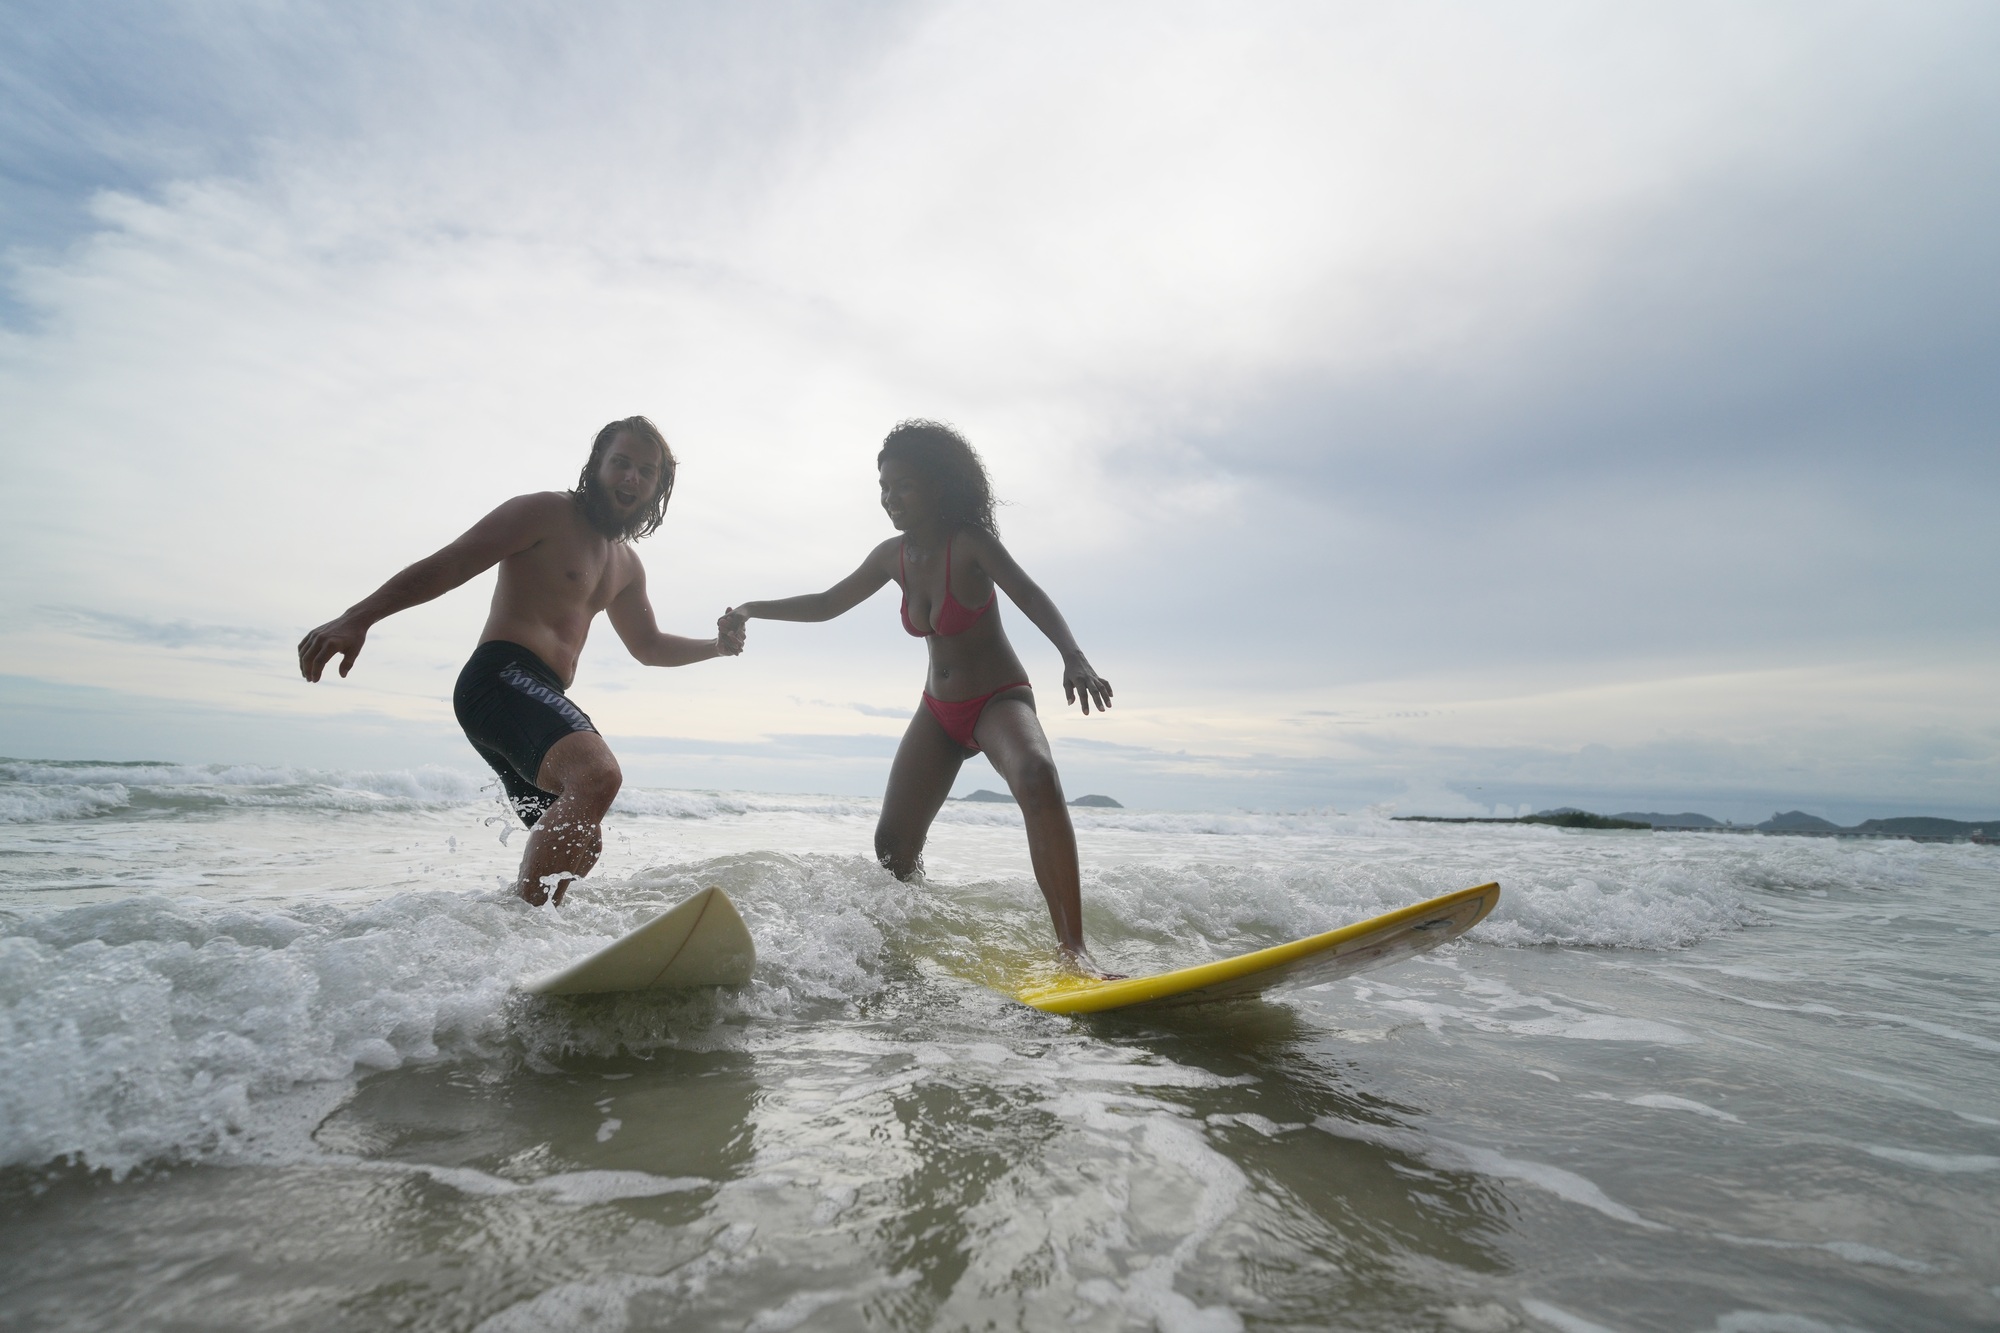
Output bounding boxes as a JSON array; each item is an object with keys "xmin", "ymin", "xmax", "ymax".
[{"xmin": 453, "ymin": 640, "xmax": 597, "ymax": 827}]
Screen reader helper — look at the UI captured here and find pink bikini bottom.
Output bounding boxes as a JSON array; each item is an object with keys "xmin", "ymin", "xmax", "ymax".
[{"xmin": 921, "ymin": 681, "xmax": 1031, "ymax": 750}]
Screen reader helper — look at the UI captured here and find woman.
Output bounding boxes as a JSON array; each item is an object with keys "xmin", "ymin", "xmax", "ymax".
[{"xmin": 724, "ymin": 420, "xmax": 1115, "ymax": 970}]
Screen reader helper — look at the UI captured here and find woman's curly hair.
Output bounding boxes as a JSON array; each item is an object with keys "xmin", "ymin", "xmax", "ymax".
[
  {"xmin": 877, "ymin": 419, "xmax": 999, "ymax": 537},
  {"xmin": 574, "ymin": 415, "xmax": 675, "ymax": 540}
]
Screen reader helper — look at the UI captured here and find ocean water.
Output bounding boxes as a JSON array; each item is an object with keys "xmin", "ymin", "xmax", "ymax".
[{"xmin": 1, "ymin": 759, "xmax": 1996, "ymax": 1332}]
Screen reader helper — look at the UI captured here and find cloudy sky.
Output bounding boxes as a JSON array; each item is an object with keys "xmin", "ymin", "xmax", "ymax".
[{"xmin": 2, "ymin": 1, "xmax": 1995, "ymax": 819}]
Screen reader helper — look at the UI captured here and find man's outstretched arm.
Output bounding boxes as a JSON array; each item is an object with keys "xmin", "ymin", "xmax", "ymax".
[
  {"xmin": 298, "ymin": 494, "xmax": 551, "ymax": 681},
  {"xmin": 606, "ymin": 560, "xmax": 740, "ymax": 666}
]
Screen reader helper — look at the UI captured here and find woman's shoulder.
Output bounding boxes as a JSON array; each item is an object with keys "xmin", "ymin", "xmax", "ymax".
[
  {"xmin": 865, "ymin": 534, "xmax": 904, "ymax": 568},
  {"xmin": 950, "ymin": 525, "xmax": 1008, "ymax": 564}
]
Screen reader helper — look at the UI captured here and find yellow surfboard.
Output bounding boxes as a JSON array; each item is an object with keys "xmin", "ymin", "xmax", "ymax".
[
  {"xmin": 1017, "ymin": 881, "xmax": 1500, "ymax": 1014},
  {"xmin": 522, "ymin": 886, "xmax": 756, "ymax": 996}
]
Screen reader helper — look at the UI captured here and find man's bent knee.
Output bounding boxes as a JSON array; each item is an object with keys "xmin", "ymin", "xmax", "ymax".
[
  {"xmin": 553, "ymin": 752, "xmax": 621, "ymax": 806},
  {"xmin": 587, "ymin": 760, "xmax": 623, "ymax": 800}
]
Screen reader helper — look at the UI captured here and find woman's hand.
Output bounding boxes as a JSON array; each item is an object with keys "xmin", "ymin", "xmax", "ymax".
[{"xmin": 1062, "ymin": 654, "xmax": 1112, "ymax": 715}]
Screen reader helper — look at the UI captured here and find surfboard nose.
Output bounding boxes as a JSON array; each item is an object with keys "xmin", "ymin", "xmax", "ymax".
[
  {"xmin": 522, "ymin": 886, "xmax": 757, "ymax": 996},
  {"xmin": 1016, "ymin": 881, "xmax": 1500, "ymax": 1014}
]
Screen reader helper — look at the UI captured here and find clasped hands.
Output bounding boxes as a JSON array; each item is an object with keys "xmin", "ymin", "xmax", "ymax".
[{"xmin": 715, "ymin": 608, "xmax": 747, "ymax": 656}]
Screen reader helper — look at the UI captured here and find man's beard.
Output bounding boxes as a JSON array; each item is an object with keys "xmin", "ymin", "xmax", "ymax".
[{"xmin": 577, "ymin": 476, "xmax": 648, "ymax": 540}]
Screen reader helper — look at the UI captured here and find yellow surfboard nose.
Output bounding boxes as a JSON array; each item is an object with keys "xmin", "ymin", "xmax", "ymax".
[{"xmin": 1016, "ymin": 881, "xmax": 1500, "ymax": 1014}]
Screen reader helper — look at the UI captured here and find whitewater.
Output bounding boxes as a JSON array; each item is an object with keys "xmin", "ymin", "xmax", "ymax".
[{"xmin": 1, "ymin": 758, "xmax": 1995, "ymax": 1331}]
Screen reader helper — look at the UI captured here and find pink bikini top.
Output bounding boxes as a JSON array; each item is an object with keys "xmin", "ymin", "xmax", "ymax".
[{"xmin": 899, "ymin": 535, "xmax": 994, "ymax": 637}]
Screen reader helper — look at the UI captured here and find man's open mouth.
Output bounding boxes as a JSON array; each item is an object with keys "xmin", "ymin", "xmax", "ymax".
[{"xmin": 615, "ymin": 489, "xmax": 637, "ymax": 506}]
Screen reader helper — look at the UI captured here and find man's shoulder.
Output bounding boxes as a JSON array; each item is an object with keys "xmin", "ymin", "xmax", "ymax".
[
  {"xmin": 506, "ymin": 490, "xmax": 574, "ymax": 513},
  {"xmin": 486, "ymin": 490, "xmax": 575, "ymax": 529},
  {"xmin": 455, "ymin": 491, "xmax": 574, "ymax": 559}
]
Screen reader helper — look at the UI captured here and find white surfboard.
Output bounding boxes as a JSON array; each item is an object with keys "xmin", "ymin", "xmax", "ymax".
[{"xmin": 522, "ymin": 886, "xmax": 756, "ymax": 996}]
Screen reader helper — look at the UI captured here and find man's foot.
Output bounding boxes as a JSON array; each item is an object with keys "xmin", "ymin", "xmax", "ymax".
[{"xmin": 518, "ymin": 871, "xmax": 577, "ymax": 907}]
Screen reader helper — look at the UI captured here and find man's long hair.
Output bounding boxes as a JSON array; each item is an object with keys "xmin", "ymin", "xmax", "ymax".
[
  {"xmin": 574, "ymin": 416, "xmax": 675, "ymax": 540},
  {"xmin": 877, "ymin": 419, "xmax": 999, "ymax": 537}
]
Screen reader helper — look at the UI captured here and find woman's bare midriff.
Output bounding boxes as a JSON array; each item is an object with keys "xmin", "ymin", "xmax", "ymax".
[{"xmin": 921, "ymin": 605, "xmax": 1033, "ymax": 702}]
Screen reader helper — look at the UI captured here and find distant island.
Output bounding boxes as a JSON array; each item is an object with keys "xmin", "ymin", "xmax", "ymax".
[
  {"xmin": 956, "ymin": 790, "xmax": 1123, "ymax": 808},
  {"xmin": 1615, "ymin": 811, "xmax": 1725, "ymax": 829},
  {"xmin": 1751, "ymin": 811, "xmax": 1997, "ymax": 842},
  {"xmin": 1396, "ymin": 809, "xmax": 1647, "ymax": 830},
  {"xmin": 1395, "ymin": 807, "xmax": 1997, "ymax": 843}
]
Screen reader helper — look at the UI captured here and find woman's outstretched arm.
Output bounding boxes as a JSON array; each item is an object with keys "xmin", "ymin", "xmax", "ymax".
[
  {"xmin": 957, "ymin": 531, "xmax": 1113, "ymax": 715},
  {"xmin": 728, "ymin": 539, "xmax": 897, "ymax": 627}
]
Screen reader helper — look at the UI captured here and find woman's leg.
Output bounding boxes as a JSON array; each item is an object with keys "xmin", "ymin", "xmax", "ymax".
[
  {"xmin": 973, "ymin": 691, "xmax": 1087, "ymax": 956},
  {"xmin": 875, "ymin": 704, "xmax": 967, "ymax": 879}
]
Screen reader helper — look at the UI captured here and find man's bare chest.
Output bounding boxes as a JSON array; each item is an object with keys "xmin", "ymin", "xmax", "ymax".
[{"xmin": 503, "ymin": 536, "xmax": 625, "ymax": 611}]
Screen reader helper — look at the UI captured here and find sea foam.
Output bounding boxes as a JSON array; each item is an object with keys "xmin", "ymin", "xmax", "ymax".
[
  {"xmin": 0, "ymin": 759, "xmax": 493, "ymax": 820},
  {"xmin": 0, "ymin": 780, "xmax": 1823, "ymax": 1177},
  {"xmin": 0, "ymin": 851, "xmax": 926, "ymax": 1177}
]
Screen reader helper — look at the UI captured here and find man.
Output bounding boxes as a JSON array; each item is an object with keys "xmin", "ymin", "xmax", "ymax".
[{"xmin": 299, "ymin": 416, "xmax": 739, "ymax": 905}]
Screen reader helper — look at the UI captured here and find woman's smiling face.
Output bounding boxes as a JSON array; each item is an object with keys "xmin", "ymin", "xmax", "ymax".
[{"xmin": 878, "ymin": 456, "xmax": 935, "ymax": 532}]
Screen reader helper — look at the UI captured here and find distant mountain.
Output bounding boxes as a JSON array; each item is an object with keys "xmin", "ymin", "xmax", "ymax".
[
  {"xmin": 959, "ymin": 790, "xmax": 1125, "ymax": 808},
  {"xmin": 1521, "ymin": 811, "xmax": 1649, "ymax": 830},
  {"xmin": 1759, "ymin": 811, "xmax": 1842, "ymax": 832},
  {"xmin": 1847, "ymin": 817, "xmax": 1996, "ymax": 838},
  {"xmin": 1404, "ymin": 805, "xmax": 1995, "ymax": 839},
  {"xmin": 1615, "ymin": 812, "xmax": 1724, "ymax": 828}
]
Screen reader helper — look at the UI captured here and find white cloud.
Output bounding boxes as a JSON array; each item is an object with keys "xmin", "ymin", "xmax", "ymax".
[{"xmin": 1, "ymin": 2, "xmax": 1995, "ymax": 813}]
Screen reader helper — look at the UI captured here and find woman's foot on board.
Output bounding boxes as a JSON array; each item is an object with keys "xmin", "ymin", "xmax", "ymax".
[{"xmin": 1060, "ymin": 947, "xmax": 1127, "ymax": 981}]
